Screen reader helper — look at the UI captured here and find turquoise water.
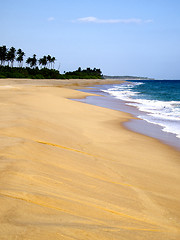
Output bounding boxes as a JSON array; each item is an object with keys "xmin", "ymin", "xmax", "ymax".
[{"xmin": 102, "ymin": 80, "xmax": 180, "ymax": 139}]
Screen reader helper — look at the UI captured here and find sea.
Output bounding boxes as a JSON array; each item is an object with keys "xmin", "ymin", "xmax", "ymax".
[{"xmin": 78, "ymin": 80, "xmax": 180, "ymax": 150}]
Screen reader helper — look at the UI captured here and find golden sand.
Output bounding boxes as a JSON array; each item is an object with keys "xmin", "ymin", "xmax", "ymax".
[{"xmin": 0, "ymin": 79, "xmax": 180, "ymax": 240}]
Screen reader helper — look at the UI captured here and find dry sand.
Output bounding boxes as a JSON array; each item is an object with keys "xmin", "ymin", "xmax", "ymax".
[{"xmin": 0, "ymin": 79, "xmax": 180, "ymax": 240}]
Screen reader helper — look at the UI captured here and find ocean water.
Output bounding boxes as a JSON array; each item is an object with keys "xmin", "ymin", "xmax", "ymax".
[{"xmin": 102, "ymin": 80, "xmax": 180, "ymax": 139}]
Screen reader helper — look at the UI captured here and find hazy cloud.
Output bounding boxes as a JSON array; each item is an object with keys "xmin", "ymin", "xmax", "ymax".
[
  {"xmin": 145, "ymin": 19, "xmax": 153, "ymax": 23},
  {"xmin": 48, "ymin": 17, "xmax": 55, "ymax": 21},
  {"xmin": 76, "ymin": 17, "xmax": 153, "ymax": 24}
]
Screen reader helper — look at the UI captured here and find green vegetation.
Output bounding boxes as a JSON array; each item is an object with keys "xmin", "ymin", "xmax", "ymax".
[
  {"xmin": 0, "ymin": 66, "xmax": 102, "ymax": 79},
  {"xmin": 0, "ymin": 45, "xmax": 103, "ymax": 79},
  {"xmin": 0, "ymin": 66, "xmax": 62, "ymax": 79},
  {"xmin": 64, "ymin": 67, "xmax": 102, "ymax": 79}
]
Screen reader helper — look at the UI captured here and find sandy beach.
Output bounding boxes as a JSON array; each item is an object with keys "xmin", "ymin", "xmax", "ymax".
[{"xmin": 0, "ymin": 79, "xmax": 180, "ymax": 240}]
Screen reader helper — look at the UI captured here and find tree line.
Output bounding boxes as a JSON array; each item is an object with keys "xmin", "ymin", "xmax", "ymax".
[
  {"xmin": 0, "ymin": 45, "xmax": 103, "ymax": 79},
  {"xmin": 65, "ymin": 67, "xmax": 102, "ymax": 79},
  {"xmin": 0, "ymin": 45, "xmax": 56, "ymax": 69}
]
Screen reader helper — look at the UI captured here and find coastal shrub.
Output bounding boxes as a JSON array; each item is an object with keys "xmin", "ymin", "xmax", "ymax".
[
  {"xmin": 0, "ymin": 74, "xmax": 6, "ymax": 78},
  {"xmin": 0, "ymin": 66, "xmax": 103, "ymax": 79}
]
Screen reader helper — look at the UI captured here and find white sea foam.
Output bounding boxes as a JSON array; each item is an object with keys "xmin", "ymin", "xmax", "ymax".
[
  {"xmin": 103, "ymin": 83, "xmax": 180, "ymax": 139},
  {"xmin": 102, "ymin": 82, "xmax": 143, "ymax": 101},
  {"xmin": 138, "ymin": 114, "xmax": 180, "ymax": 138},
  {"xmin": 127, "ymin": 100, "xmax": 180, "ymax": 121}
]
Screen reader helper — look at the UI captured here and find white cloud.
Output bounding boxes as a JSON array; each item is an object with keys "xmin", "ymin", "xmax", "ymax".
[
  {"xmin": 76, "ymin": 17, "xmax": 152, "ymax": 24},
  {"xmin": 145, "ymin": 19, "xmax": 153, "ymax": 23},
  {"xmin": 48, "ymin": 17, "xmax": 55, "ymax": 21}
]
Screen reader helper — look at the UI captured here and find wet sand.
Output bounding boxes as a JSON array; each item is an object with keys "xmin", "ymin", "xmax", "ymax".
[
  {"xmin": 0, "ymin": 79, "xmax": 180, "ymax": 240},
  {"xmin": 76, "ymin": 85, "xmax": 180, "ymax": 151}
]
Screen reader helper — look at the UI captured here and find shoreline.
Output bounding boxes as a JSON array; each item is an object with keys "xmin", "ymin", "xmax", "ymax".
[
  {"xmin": 0, "ymin": 79, "xmax": 180, "ymax": 240},
  {"xmin": 76, "ymin": 85, "xmax": 180, "ymax": 151},
  {"xmin": 0, "ymin": 78, "xmax": 125, "ymax": 88}
]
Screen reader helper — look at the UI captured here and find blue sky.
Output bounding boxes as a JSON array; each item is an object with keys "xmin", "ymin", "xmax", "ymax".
[{"xmin": 1, "ymin": 0, "xmax": 180, "ymax": 79}]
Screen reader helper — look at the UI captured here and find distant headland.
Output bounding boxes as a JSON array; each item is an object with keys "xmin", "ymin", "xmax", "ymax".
[{"xmin": 103, "ymin": 75, "xmax": 155, "ymax": 80}]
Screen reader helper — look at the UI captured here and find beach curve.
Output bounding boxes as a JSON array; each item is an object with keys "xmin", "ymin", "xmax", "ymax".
[{"xmin": 0, "ymin": 79, "xmax": 180, "ymax": 240}]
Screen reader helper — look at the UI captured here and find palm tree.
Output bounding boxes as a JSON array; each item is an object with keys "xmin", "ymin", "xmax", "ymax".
[
  {"xmin": 50, "ymin": 57, "xmax": 56, "ymax": 69},
  {"xmin": 26, "ymin": 57, "xmax": 32, "ymax": 67},
  {"xmin": 16, "ymin": 49, "xmax": 25, "ymax": 67},
  {"xmin": 31, "ymin": 54, "xmax": 37, "ymax": 68},
  {"xmin": 6, "ymin": 49, "xmax": 11, "ymax": 66},
  {"xmin": 26, "ymin": 54, "xmax": 37, "ymax": 68},
  {"xmin": 41, "ymin": 56, "xmax": 48, "ymax": 68},
  {"xmin": 0, "ymin": 45, "xmax": 7, "ymax": 66},
  {"xmin": 7, "ymin": 47, "xmax": 16, "ymax": 67},
  {"xmin": 47, "ymin": 55, "xmax": 51, "ymax": 68},
  {"xmin": 38, "ymin": 58, "xmax": 43, "ymax": 69}
]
